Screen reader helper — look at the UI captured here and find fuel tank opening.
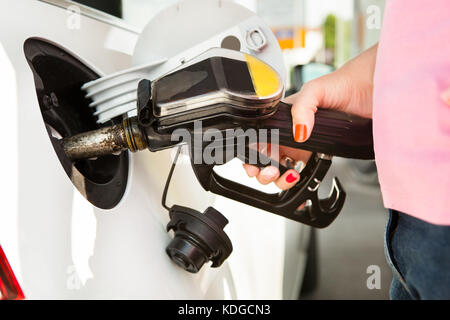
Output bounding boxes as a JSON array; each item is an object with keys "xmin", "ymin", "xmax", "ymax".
[{"xmin": 24, "ymin": 38, "xmax": 128, "ymax": 209}]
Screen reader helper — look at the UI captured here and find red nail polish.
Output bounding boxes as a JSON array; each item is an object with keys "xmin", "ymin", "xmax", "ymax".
[
  {"xmin": 294, "ymin": 124, "xmax": 307, "ymax": 142},
  {"xmin": 286, "ymin": 173, "xmax": 297, "ymax": 183}
]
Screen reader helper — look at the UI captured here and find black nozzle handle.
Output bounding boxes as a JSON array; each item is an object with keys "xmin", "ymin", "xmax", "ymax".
[
  {"xmin": 259, "ymin": 102, "xmax": 374, "ymax": 160},
  {"xmin": 188, "ymin": 102, "xmax": 372, "ymax": 228},
  {"xmin": 191, "ymin": 155, "xmax": 345, "ymax": 228}
]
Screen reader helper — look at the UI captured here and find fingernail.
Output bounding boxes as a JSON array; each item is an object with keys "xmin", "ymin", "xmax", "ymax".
[
  {"xmin": 261, "ymin": 166, "xmax": 279, "ymax": 179},
  {"xmin": 243, "ymin": 163, "xmax": 256, "ymax": 177},
  {"xmin": 294, "ymin": 124, "xmax": 307, "ymax": 142},
  {"xmin": 286, "ymin": 172, "xmax": 298, "ymax": 183}
]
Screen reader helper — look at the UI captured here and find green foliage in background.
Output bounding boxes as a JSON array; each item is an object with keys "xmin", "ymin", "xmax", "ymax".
[
  {"xmin": 335, "ymin": 19, "xmax": 352, "ymax": 67},
  {"xmin": 323, "ymin": 14, "xmax": 336, "ymax": 50}
]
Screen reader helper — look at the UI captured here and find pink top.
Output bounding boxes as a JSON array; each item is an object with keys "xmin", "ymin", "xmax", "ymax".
[{"xmin": 373, "ymin": 0, "xmax": 450, "ymax": 225}]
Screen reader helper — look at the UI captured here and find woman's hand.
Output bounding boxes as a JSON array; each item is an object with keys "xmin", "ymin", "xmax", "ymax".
[
  {"xmin": 243, "ymin": 44, "xmax": 379, "ymax": 189},
  {"xmin": 243, "ymin": 145, "xmax": 312, "ymax": 190}
]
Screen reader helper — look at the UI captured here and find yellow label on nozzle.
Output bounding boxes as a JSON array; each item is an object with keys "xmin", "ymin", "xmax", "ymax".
[{"xmin": 245, "ymin": 54, "xmax": 281, "ymax": 98}]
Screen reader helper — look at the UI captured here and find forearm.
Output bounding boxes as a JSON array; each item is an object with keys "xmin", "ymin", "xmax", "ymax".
[
  {"xmin": 339, "ymin": 43, "xmax": 378, "ymax": 88},
  {"xmin": 313, "ymin": 43, "xmax": 379, "ymax": 117}
]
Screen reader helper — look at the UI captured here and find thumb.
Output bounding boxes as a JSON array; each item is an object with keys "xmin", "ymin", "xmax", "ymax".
[{"xmin": 286, "ymin": 81, "xmax": 324, "ymax": 142}]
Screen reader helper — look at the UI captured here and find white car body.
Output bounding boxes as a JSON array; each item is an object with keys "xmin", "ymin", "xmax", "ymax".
[{"xmin": 0, "ymin": 0, "xmax": 311, "ymax": 299}]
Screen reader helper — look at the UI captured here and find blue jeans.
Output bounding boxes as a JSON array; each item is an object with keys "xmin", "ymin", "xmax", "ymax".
[{"xmin": 384, "ymin": 210, "xmax": 450, "ymax": 299}]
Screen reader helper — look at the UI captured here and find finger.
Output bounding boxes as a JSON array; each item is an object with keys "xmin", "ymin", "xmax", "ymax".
[
  {"xmin": 274, "ymin": 169, "xmax": 306, "ymax": 210},
  {"xmin": 256, "ymin": 166, "xmax": 280, "ymax": 185},
  {"xmin": 289, "ymin": 81, "xmax": 323, "ymax": 142},
  {"xmin": 243, "ymin": 163, "xmax": 260, "ymax": 177},
  {"xmin": 274, "ymin": 169, "xmax": 300, "ymax": 190},
  {"xmin": 441, "ymin": 87, "xmax": 450, "ymax": 106}
]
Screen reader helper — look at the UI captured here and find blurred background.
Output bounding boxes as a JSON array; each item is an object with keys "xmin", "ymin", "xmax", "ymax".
[{"xmin": 74, "ymin": 0, "xmax": 390, "ymax": 299}]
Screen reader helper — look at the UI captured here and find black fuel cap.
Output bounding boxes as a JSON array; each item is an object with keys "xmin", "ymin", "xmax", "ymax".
[{"xmin": 166, "ymin": 205, "xmax": 232, "ymax": 273}]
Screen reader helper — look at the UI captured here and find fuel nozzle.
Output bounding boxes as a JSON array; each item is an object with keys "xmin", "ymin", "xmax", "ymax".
[{"xmin": 62, "ymin": 116, "xmax": 147, "ymax": 160}]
